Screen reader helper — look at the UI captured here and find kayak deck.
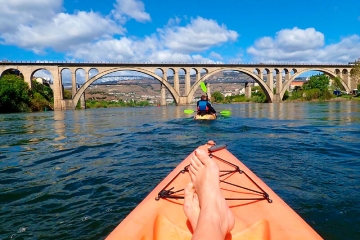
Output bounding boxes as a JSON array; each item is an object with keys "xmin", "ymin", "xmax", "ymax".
[
  {"xmin": 194, "ymin": 113, "xmax": 217, "ymax": 120},
  {"xmin": 106, "ymin": 141, "xmax": 322, "ymax": 240}
]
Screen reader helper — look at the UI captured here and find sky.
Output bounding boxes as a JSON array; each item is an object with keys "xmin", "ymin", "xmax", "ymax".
[{"xmin": 0, "ymin": 0, "xmax": 359, "ymax": 64}]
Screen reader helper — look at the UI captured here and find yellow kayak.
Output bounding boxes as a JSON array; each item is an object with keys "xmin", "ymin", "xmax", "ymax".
[{"xmin": 193, "ymin": 113, "xmax": 217, "ymax": 120}]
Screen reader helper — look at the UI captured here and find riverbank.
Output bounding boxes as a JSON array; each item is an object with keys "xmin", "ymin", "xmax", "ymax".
[{"xmin": 283, "ymin": 95, "xmax": 360, "ymax": 103}]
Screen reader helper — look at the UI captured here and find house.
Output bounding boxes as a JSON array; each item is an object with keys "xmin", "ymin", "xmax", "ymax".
[{"xmin": 289, "ymin": 77, "xmax": 308, "ymax": 90}]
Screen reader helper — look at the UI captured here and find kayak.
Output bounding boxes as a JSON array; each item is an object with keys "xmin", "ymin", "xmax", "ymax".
[
  {"xmin": 106, "ymin": 141, "xmax": 322, "ymax": 240},
  {"xmin": 193, "ymin": 113, "xmax": 217, "ymax": 120}
]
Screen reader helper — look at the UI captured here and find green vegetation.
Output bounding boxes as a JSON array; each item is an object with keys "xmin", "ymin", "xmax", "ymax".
[
  {"xmin": 250, "ymin": 86, "xmax": 267, "ymax": 103},
  {"xmin": 225, "ymin": 94, "xmax": 250, "ymax": 103},
  {"xmin": 0, "ymin": 74, "xmax": 53, "ymax": 113},
  {"xmin": 0, "ymin": 74, "xmax": 30, "ymax": 112},
  {"xmin": 86, "ymin": 99, "xmax": 150, "ymax": 108},
  {"xmin": 283, "ymin": 90, "xmax": 290, "ymax": 100},
  {"xmin": 287, "ymin": 74, "xmax": 333, "ymax": 101},
  {"xmin": 211, "ymin": 91, "xmax": 224, "ymax": 102},
  {"xmin": 63, "ymin": 89, "xmax": 72, "ymax": 99},
  {"xmin": 30, "ymin": 80, "xmax": 54, "ymax": 111},
  {"xmin": 210, "ymin": 86, "xmax": 267, "ymax": 104}
]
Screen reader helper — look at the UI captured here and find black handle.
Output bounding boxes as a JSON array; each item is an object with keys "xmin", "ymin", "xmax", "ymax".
[{"xmin": 208, "ymin": 144, "xmax": 227, "ymax": 153}]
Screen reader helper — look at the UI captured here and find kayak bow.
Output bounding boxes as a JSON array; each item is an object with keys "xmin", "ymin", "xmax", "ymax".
[{"xmin": 106, "ymin": 141, "xmax": 322, "ymax": 240}]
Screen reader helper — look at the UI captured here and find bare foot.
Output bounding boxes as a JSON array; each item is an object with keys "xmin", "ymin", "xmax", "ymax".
[
  {"xmin": 183, "ymin": 182, "xmax": 200, "ymax": 231},
  {"xmin": 189, "ymin": 148, "xmax": 235, "ymax": 239}
]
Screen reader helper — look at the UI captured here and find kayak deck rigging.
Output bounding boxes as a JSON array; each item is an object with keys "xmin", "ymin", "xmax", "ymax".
[{"xmin": 156, "ymin": 144, "xmax": 272, "ymax": 203}]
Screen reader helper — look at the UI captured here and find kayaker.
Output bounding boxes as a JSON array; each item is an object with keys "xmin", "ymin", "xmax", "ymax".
[
  {"xmin": 197, "ymin": 95, "xmax": 216, "ymax": 115},
  {"xmin": 184, "ymin": 148, "xmax": 234, "ymax": 240}
]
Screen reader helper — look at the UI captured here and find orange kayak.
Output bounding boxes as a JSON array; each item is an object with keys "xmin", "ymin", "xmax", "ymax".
[{"xmin": 106, "ymin": 141, "xmax": 323, "ymax": 240}]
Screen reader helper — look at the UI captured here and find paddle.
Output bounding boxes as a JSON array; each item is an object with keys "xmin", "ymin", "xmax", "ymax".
[
  {"xmin": 184, "ymin": 109, "xmax": 231, "ymax": 116},
  {"xmin": 219, "ymin": 110, "xmax": 231, "ymax": 115},
  {"xmin": 184, "ymin": 109, "xmax": 195, "ymax": 114},
  {"xmin": 200, "ymin": 82, "xmax": 207, "ymax": 93}
]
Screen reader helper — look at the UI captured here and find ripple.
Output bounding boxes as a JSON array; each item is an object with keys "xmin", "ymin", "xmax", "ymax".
[{"xmin": 0, "ymin": 104, "xmax": 360, "ymax": 239}]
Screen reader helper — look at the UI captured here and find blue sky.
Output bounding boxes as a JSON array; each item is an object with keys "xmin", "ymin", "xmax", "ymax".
[{"xmin": 0, "ymin": 0, "xmax": 359, "ymax": 64}]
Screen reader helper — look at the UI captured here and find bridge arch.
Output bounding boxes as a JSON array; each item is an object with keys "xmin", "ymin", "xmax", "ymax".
[
  {"xmin": 155, "ymin": 68, "xmax": 165, "ymax": 77},
  {"xmin": 0, "ymin": 68, "xmax": 24, "ymax": 79},
  {"xmin": 72, "ymin": 67, "xmax": 180, "ymax": 108},
  {"xmin": 187, "ymin": 67, "xmax": 274, "ymax": 103},
  {"xmin": 280, "ymin": 68, "xmax": 351, "ymax": 100}
]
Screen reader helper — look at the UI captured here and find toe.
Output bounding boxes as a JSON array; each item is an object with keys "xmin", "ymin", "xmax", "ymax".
[{"xmin": 194, "ymin": 149, "xmax": 211, "ymax": 165}]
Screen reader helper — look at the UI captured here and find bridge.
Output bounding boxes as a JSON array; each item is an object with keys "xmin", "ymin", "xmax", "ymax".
[{"xmin": 0, "ymin": 62, "xmax": 354, "ymax": 110}]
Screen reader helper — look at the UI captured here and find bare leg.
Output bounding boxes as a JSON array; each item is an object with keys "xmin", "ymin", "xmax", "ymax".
[
  {"xmin": 188, "ymin": 148, "xmax": 235, "ymax": 240},
  {"xmin": 183, "ymin": 182, "xmax": 200, "ymax": 231}
]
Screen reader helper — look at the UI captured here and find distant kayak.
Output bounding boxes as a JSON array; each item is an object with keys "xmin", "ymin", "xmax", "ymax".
[
  {"xmin": 106, "ymin": 141, "xmax": 322, "ymax": 240},
  {"xmin": 193, "ymin": 113, "xmax": 217, "ymax": 120}
]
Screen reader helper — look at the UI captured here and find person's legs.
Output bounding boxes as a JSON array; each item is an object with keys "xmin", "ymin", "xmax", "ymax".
[
  {"xmin": 183, "ymin": 182, "xmax": 200, "ymax": 231},
  {"xmin": 186, "ymin": 148, "xmax": 235, "ymax": 240}
]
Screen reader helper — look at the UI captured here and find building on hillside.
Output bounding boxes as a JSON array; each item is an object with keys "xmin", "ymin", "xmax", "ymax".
[
  {"xmin": 33, "ymin": 77, "xmax": 52, "ymax": 86},
  {"xmin": 289, "ymin": 77, "xmax": 308, "ymax": 91}
]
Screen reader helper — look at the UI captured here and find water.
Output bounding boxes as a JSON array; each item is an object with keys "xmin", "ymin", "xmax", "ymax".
[{"xmin": 0, "ymin": 101, "xmax": 359, "ymax": 240}]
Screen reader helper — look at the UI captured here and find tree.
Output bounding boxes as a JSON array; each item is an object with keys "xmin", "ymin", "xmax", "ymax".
[
  {"xmin": 350, "ymin": 59, "xmax": 360, "ymax": 89},
  {"xmin": 211, "ymin": 91, "xmax": 224, "ymax": 102},
  {"xmin": 0, "ymin": 74, "xmax": 30, "ymax": 112},
  {"xmin": 302, "ymin": 74, "xmax": 332, "ymax": 100},
  {"xmin": 303, "ymin": 74, "xmax": 330, "ymax": 91},
  {"xmin": 31, "ymin": 80, "xmax": 54, "ymax": 102},
  {"xmin": 28, "ymin": 81, "xmax": 54, "ymax": 111}
]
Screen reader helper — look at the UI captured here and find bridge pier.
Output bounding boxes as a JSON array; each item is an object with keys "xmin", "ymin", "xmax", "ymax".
[
  {"xmin": 245, "ymin": 83, "xmax": 251, "ymax": 98},
  {"xmin": 62, "ymin": 100, "xmax": 76, "ymax": 110},
  {"xmin": 80, "ymin": 93, "xmax": 86, "ymax": 109},
  {"xmin": 273, "ymin": 93, "xmax": 282, "ymax": 103},
  {"xmin": 160, "ymin": 84, "xmax": 166, "ymax": 106},
  {"xmin": 178, "ymin": 96, "xmax": 189, "ymax": 105}
]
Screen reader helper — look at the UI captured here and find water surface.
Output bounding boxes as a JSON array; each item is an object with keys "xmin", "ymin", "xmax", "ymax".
[{"xmin": 1, "ymin": 101, "xmax": 359, "ymax": 239}]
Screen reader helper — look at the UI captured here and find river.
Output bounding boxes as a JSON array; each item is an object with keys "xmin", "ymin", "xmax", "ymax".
[{"xmin": 0, "ymin": 101, "xmax": 359, "ymax": 239}]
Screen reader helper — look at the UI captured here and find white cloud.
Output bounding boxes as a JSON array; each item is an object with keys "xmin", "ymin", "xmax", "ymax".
[
  {"xmin": 0, "ymin": 0, "xmax": 62, "ymax": 33},
  {"xmin": 69, "ymin": 16, "xmax": 238, "ymax": 63},
  {"xmin": 159, "ymin": 17, "xmax": 238, "ymax": 54},
  {"xmin": 247, "ymin": 27, "xmax": 360, "ymax": 63},
  {"xmin": 112, "ymin": 0, "xmax": 151, "ymax": 23},
  {"xmin": 1, "ymin": 11, "xmax": 123, "ymax": 53},
  {"xmin": 70, "ymin": 37, "xmax": 214, "ymax": 63},
  {"xmin": 0, "ymin": 0, "xmax": 237, "ymax": 63},
  {"xmin": 316, "ymin": 35, "xmax": 360, "ymax": 62},
  {"xmin": 0, "ymin": 0, "xmax": 123, "ymax": 53}
]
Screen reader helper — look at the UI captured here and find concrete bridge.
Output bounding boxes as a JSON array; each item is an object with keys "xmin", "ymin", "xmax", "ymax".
[{"xmin": 0, "ymin": 62, "xmax": 354, "ymax": 110}]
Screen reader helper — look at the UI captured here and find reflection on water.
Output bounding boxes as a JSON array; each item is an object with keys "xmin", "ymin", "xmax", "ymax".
[
  {"xmin": 54, "ymin": 111, "xmax": 66, "ymax": 141},
  {"xmin": 240, "ymin": 101, "xmax": 360, "ymax": 123},
  {"xmin": 0, "ymin": 101, "xmax": 359, "ymax": 240}
]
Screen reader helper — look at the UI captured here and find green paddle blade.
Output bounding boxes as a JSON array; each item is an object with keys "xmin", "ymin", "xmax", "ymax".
[
  {"xmin": 184, "ymin": 109, "xmax": 195, "ymax": 114},
  {"xmin": 200, "ymin": 82, "xmax": 207, "ymax": 93},
  {"xmin": 219, "ymin": 110, "xmax": 231, "ymax": 115}
]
